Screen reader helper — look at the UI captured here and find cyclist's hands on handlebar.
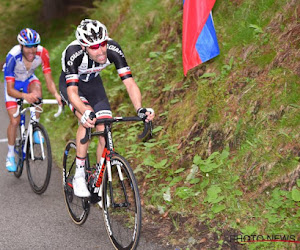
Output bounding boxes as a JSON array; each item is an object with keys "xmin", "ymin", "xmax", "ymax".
[
  {"xmin": 54, "ymin": 92, "xmax": 63, "ymax": 106},
  {"xmin": 137, "ymin": 108, "xmax": 155, "ymax": 122},
  {"xmin": 22, "ymin": 92, "xmax": 39, "ymax": 104},
  {"xmin": 80, "ymin": 110, "xmax": 96, "ymax": 128}
]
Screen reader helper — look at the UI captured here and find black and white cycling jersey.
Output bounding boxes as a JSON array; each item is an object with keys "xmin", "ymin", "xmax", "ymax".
[{"xmin": 61, "ymin": 38, "xmax": 132, "ymax": 86}]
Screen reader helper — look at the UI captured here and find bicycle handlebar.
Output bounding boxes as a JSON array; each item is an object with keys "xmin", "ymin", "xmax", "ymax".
[
  {"xmin": 80, "ymin": 117, "xmax": 153, "ymax": 144},
  {"xmin": 12, "ymin": 98, "xmax": 63, "ymax": 118},
  {"xmin": 42, "ymin": 99, "xmax": 63, "ymax": 117},
  {"xmin": 138, "ymin": 120, "xmax": 152, "ymax": 139}
]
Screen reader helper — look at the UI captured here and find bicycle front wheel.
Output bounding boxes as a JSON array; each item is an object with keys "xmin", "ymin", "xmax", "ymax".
[
  {"xmin": 26, "ymin": 123, "xmax": 52, "ymax": 194},
  {"xmin": 63, "ymin": 140, "xmax": 90, "ymax": 225},
  {"xmin": 102, "ymin": 154, "xmax": 142, "ymax": 250},
  {"xmin": 14, "ymin": 125, "xmax": 24, "ymax": 178}
]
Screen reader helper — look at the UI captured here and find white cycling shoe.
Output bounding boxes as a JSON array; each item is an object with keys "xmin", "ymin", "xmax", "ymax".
[{"xmin": 73, "ymin": 176, "xmax": 90, "ymax": 197}]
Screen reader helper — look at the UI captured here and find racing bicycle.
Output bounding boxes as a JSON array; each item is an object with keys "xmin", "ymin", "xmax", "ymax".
[
  {"xmin": 62, "ymin": 110, "xmax": 153, "ymax": 250},
  {"xmin": 13, "ymin": 97, "xmax": 62, "ymax": 194}
]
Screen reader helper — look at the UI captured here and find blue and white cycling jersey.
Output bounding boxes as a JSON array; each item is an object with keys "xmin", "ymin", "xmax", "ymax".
[
  {"xmin": 3, "ymin": 44, "xmax": 52, "ymax": 109},
  {"xmin": 4, "ymin": 45, "xmax": 51, "ymax": 82}
]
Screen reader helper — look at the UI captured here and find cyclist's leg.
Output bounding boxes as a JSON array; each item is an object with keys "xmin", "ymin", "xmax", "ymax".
[
  {"xmin": 59, "ymin": 72, "xmax": 91, "ymax": 197},
  {"xmin": 94, "ymin": 109, "xmax": 112, "ymax": 163},
  {"xmin": 27, "ymin": 75, "xmax": 42, "ymax": 97},
  {"xmin": 27, "ymin": 75, "xmax": 42, "ymax": 120},
  {"xmin": 60, "ymin": 75, "xmax": 91, "ymax": 159},
  {"xmin": 96, "ymin": 125, "xmax": 105, "ymax": 163},
  {"xmin": 73, "ymin": 96, "xmax": 93, "ymax": 172},
  {"xmin": 26, "ymin": 75, "xmax": 43, "ymax": 143},
  {"xmin": 72, "ymin": 123, "xmax": 91, "ymax": 197},
  {"xmin": 81, "ymin": 75, "xmax": 112, "ymax": 163},
  {"xmin": 6, "ymin": 108, "xmax": 20, "ymax": 171},
  {"xmin": 6, "ymin": 108, "xmax": 20, "ymax": 145},
  {"xmin": 4, "ymin": 79, "xmax": 24, "ymax": 145},
  {"xmin": 4, "ymin": 79, "xmax": 23, "ymax": 171},
  {"xmin": 76, "ymin": 121, "xmax": 91, "ymax": 158}
]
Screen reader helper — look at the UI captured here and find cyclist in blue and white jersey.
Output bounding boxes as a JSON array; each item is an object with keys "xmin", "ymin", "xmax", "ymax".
[
  {"xmin": 59, "ymin": 19, "xmax": 155, "ymax": 197},
  {"xmin": 3, "ymin": 28, "xmax": 62, "ymax": 172}
]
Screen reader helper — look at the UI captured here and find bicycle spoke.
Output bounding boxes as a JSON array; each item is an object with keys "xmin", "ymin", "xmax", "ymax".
[
  {"xmin": 102, "ymin": 154, "xmax": 141, "ymax": 250},
  {"xmin": 26, "ymin": 123, "xmax": 52, "ymax": 194}
]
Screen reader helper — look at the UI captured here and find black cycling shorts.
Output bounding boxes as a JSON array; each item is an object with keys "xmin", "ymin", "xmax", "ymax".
[{"xmin": 59, "ymin": 71, "xmax": 112, "ymax": 118}]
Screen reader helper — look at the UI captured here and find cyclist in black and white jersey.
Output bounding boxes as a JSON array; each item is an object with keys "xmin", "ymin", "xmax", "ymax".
[{"xmin": 59, "ymin": 19, "xmax": 154, "ymax": 197}]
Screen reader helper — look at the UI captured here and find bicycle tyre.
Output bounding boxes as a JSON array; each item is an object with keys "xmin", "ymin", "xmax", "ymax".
[
  {"xmin": 26, "ymin": 123, "xmax": 52, "ymax": 194},
  {"xmin": 102, "ymin": 153, "xmax": 142, "ymax": 250},
  {"xmin": 14, "ymin": 125, "xmax": 24, "ymax": 178},
  {"xmin": 63, "ymin": 140, "xmax": 90, "ymax": 225}
]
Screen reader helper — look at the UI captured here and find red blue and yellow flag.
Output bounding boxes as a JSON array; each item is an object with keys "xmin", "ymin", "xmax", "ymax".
[{"xmin": 182, "ymin": 0, "xmax": 220, "ymax": 76}]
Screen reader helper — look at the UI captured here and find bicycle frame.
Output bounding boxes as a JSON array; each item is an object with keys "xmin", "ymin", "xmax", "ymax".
[
  {"xmin": 84, "ymin": 117, "xmax": 151, "ymax": 204},
  {"xmin": 19, "ymin": 106, "xmax": 45, "ymax": 161},
  {"xmin": 14, "ymin": 99, "xmax": 62, "ymax": 162},
  {"xmin": 88, "ymin": 124, "xmax": 115, "ymax": 195}
]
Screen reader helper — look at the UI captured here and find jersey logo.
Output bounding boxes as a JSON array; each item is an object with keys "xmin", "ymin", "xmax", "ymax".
[
  {"xmin": 67, "ymin": 50, "xmax": 83, "ymax": 66},
  {"xmin": 107, "ymin": 45, "xmax": 124, "ymax": 57}
]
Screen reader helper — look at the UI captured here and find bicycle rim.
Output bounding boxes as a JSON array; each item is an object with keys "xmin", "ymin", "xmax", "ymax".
[
  {"xmin": 102, "ymin": 154, "xmax": 141, "ymax": 250},
  {"xmin": 63, "ymin": 140, "xmax": 89, "ymax": 225},
  {"xmin": 26, "ymin": 123, "xmax": 52, "ymax": 194},
  {"xmin": 14, "ymin": 125, "xmax": 24, "ymax": 178}
]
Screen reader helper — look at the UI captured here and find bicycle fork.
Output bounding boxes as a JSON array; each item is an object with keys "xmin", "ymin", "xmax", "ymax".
[
  {"xmin": 22, "ymin": 107, "xmax": 46, "ymax": 161},
  {"xmin": 18, "ymin": 114, "xmax": 35, "ymax": 161},
  {"xmin": 94, "ymin": 153, "xmax": 119, "ymax": 208},
  {"xmin": 19, "ymin": 113, "xmax": 26, "ymax": 160}
]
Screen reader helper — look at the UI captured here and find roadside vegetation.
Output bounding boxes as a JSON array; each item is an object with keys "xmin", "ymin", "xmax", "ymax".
[{"xmin": 1, "ymin": 0, "xmax": 299, "ymax": 249}]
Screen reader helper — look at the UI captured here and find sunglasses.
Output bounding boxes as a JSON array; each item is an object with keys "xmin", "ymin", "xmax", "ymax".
[
  {"xmin": 25, "ymin": 44, "xmax": 38, "ymax": 48},
  {"xmin": 89, "ymin": 41, "xmax": 107, "ymax": 50}
]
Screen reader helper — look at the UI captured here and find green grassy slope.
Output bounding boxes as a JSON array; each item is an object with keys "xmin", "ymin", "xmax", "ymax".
[
  {"xmin": 2, "ymin": 0, "xmax": 299, "ymax": 249},
  {"xmin": 0, "ymin": 0, "xmax": 42, "ymax": 62}
]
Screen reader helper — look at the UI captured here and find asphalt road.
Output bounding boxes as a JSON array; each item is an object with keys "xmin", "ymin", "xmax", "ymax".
[{"xmin": 0, "ymin": 87, "xmax": 166, "ymax": 250}]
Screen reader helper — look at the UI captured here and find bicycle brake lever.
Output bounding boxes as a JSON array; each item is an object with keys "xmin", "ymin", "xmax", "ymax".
[
  {"xmin": 149, "ymin": 121, "xmax": 153, "ymax": 137},
  {"xmin": 33, "ymin": 98, "xmax": 43, "ymax": 105},
  {"xmin": 80, "ymin": 128, "xmax": 90, "ymax": 144},
  {"xmin": 80, "ymin": 112, "xmax": 95, "ymax": 144}
]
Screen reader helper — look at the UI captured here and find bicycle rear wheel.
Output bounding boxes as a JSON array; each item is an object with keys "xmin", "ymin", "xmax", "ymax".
[
  {"xmin": 14, "ymin": 125, "xmax": 24, "ymax": 178},
  {"xmin": 102, "ymin": 154, "xmax": 142, "ymax": 250},
  {"xmin": 26, "ymin": 123, "xmax": 52, "ymax": 194},
  {"xmin": 63, "ymin": 140, "xmax": 90, "ymax": 225}
]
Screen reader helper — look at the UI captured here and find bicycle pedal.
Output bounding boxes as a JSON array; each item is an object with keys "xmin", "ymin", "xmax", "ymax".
[{"xmin": 90, "ymin": 193, "xmax": 101, "ymax": 204}]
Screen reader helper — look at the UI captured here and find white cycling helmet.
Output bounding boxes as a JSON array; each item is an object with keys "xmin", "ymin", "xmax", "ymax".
[{"xmin": 76, "ymin": 19, "xmax": 108, "ymax": 47}]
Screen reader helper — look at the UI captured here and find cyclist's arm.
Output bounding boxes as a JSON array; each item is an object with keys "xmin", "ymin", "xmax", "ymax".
[
  {"xmin": 4, "ymin": 53, "xmax": 24, "ymax": 100},
  {"xmin": 123, "ymin": 77, "xmax": 155, "ymax": 121},
  {"xmin": 39, "ymin": 47, "xmax": 62, "ymax": 105},
  {"xmin": 6, "ymin": 81, "xmax": 38, "ymax": 103},
  {"xmin": 44, "ymin": 72, "xmax": 62, "ymax": 105},
  {"xmin": 6, "ymin": 80, "xmax": 23, "ymax": 99},
  {"xmin": 123, "ymin": 77, "xmax": 142, "ymax": 112},
  {"xmin": 107, "ymin": 39, "xmax": 154, "ymax": 120}
]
